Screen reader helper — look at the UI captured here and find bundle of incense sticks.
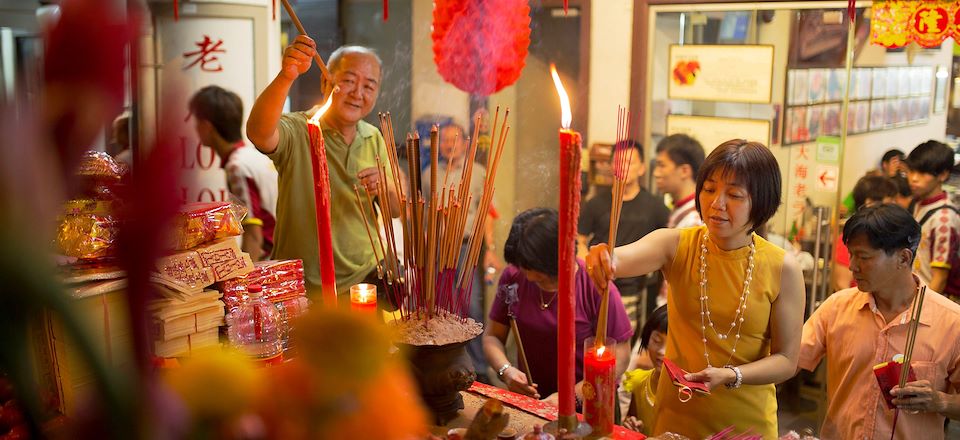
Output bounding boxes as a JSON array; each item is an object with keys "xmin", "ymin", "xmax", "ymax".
[
  {"xmin": 352, "ymin": 109, "xmax": 510, "ymax": 320},
  {"xmin": 595, "ymin": 106, "xmax": 635, "ymax": 345},
  {"xmin": 888, "ymin": 284, "xmax": 926, "ymax": 439},
  {"xmin": 898, "ymin": 285, "xmax": 926, "ymax": 388}
]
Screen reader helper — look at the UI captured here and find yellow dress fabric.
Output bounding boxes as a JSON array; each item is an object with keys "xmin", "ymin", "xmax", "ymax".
[
  {"xmin": 653, "ymin": 226, "xmax": 784, "ymax": 438},
  {"xmin": 622, "ymin": 368, "xmax": 657, "ymax": 435}
]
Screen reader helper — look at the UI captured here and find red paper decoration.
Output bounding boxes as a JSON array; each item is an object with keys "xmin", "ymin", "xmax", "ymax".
[
  {"xmin": 872, "ymin": 0, "xmax": 960, "ymax": 48},
  {"xmin": 432, "ymin": 0, "xmax": 531, "ymax": 96}
]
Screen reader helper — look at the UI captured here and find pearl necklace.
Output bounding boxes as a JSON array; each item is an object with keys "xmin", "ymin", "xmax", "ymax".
[{"xmin": 699, "ymin": 232, "xmax": 755, "ymax": 368}]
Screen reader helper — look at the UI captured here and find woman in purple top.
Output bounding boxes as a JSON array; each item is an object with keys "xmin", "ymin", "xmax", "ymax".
[{"xmin": 483, "ymin": 208, "xmax": 633, "ymax": 402}]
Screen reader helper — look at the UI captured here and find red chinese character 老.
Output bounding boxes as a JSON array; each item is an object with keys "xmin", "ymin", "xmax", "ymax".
[
  {"xmin": 183, "ymin": 35, "xmax": 225, "ymax": 72},
  {"xmin": 794, "ymin": 183, "xmax": 807, "ymax": 198}
]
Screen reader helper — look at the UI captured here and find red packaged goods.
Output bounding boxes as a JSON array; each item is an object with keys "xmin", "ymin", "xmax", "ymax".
[
  {"xmin": 219, "ymin": 260, "xmax": 306, "ymax": 309},
  {"xmin": 168, "ymin": 202, "xmax": 246, "ymax": 250}
]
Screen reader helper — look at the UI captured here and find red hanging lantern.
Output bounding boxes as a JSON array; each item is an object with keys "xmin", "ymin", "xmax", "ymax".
[{"xmin": 432, "ymin": 0, "xmax": 531, "ymax": 96}]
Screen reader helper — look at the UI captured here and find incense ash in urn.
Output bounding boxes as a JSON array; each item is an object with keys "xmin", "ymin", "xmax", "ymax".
[{"xmin": 392, "ymin": 311, "xmax": 483, "ymax": 425}]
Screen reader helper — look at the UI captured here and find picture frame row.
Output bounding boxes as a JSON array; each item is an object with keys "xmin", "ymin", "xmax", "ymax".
[
  {"xmin": 783, "ymin": 97, "xmax": 931, "ymax": 145},
  {"xmin": 787, "ymin": 66, "xmax": 934, "ymax": 106}
]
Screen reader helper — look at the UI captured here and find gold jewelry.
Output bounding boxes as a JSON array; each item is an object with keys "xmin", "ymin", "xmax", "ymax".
[
  {"xmin": 539, "ymin": 291, "xmax": 558, "ymax": 310},
  {"xmin": 643, "ymin": 377, "xmax": 656, "ymax": 406}
]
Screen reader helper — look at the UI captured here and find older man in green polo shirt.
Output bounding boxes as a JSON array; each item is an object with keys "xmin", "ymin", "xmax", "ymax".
[{"xmin": 247, "ymin": 35, "xmax": 400, "ymax": 301}]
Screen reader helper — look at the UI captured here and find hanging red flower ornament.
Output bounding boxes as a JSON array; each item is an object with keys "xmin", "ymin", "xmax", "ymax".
[
  {"xmin": 432, "ymin": 0, "xmax": 531, "ymax": 96},
  {"xmin": 871, "ymin": 0, "xmax": 960, "ymax": 48}
]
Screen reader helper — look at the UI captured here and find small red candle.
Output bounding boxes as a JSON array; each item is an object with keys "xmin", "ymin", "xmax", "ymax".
[
  {"xmin": 350, "ymin": 283, "xmax": 378, "ymax": 315},
  {"xmin": 583, "ymin": 337, "xmax": 616, "ymax": 436},
  {"xmin": 307, "ymin": 95, "xmax": 338, "ymax": 307},
  {"xmin": 551, "ymin": 64, "xmax": 581, "ymax": 428}
]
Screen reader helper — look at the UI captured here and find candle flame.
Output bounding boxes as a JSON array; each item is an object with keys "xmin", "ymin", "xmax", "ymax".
[
  {"xmin": 597, "ymin": 345, "xmax": 606, "ymax": 356},
  {"xmin": 308, "ymin": 88, "xmax": 337, "ymax": 125},
  {"xmin": 550, "ymin": 63, "xmax": 571, "ymax": 129}
]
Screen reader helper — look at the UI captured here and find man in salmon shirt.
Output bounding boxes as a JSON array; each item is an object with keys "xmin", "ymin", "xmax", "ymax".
[{"xmin": 799, "ymin": 204, "xmax": 960, "ymax": 439}]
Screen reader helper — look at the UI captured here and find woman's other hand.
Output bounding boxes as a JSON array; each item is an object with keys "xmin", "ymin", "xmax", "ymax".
[
  {"xmin": 622, "ymin": 416, "xmax": 643, "ymax": 433},
  {"xmin": 685, "ymin": 366, "xmax": 736, "ymax": 391},
  {"xmin": 502, "ymin": 367, "xmax": 539, "ymax": 399}
]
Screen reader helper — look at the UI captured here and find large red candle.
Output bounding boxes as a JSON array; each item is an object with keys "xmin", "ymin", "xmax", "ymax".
[
  {"xmin": 307, "ymin": 97, "xmax": 338, "ymax": 307},
  {"xmin": 552, "ymin": 64, "xmax": 581, "ymax": 429},
  {"xmin": 583, "ymin": 337, "xmax": 616, "ymax": 436}
]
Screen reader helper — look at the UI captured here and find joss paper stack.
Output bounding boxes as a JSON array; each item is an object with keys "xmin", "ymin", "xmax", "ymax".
[{"xmin": 148, "ymin": 288, "xmax": 225, "ymax": 357}]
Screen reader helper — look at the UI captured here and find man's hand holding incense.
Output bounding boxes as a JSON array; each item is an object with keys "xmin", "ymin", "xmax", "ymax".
[
  {"xmin": 281, "ymin": 35, "xmax": 316, "ymax": 81},
  {"xmin": 891, "ymin": 380, "xmax": 951, "ymax": 415},
  {"xmin": 586, "ymin": 243, "xmax": 616, "ymax": 290}
]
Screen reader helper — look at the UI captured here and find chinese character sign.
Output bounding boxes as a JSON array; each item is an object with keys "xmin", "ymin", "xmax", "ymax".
[
  {"xmin": 872, "ymin": 0, "xmax": 960, "ymax": 48},
  {"xmin": 183, "ymin": 35, "xmax": 226, "ymax": 72},
  {"xmin": 158, "ymin": 16, "xmax": 257, "ymax": 203}
]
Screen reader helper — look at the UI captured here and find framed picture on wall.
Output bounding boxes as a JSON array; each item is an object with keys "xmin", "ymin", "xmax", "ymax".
[
  {"xmin": 791, "ymin": 69, "xmax": 809, "ymax": 105},
  {"xmin": 886, "ymin": 67, "xmax": 899, "ymax": 97},
  {"xmin": 808, "ymin": 69, "xmax": 827, "ymax": 103},
  {"xmin": 823, "ymin": 103, "xmax": 841, "ymax": 135},
  {"xmin": 857, "ymin": 68, "xmax": 872, "ymax": 99},
  {"xmin": 870, "ymin": 100, "xmax": 885, "ymax": 130},
  {"xmin": 826, "ymin": 69, "xmax": 845, "ymax": 101},
  {"xmin": 934, "ymin": 65, "xmax": 949, "ymax": 113},
  {"xmin": 872, "ymin": 68, "xmax": 887, "ymax": 99},
  {"xmin": 807, "ymin": 105, "xmax": 823, "ymax": 139}
]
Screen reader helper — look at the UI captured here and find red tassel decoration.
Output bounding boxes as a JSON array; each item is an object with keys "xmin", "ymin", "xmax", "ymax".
[
  {"xmin": 174, "ymin": 0, "xmax": 179, "ymax": 21},
  {"xmin": 383, "ymin": 0, "xmax": 389, "ymax": 21}
]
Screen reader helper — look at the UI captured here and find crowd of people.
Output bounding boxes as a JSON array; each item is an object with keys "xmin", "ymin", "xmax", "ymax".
[{"xmin": 111, "ymin": 35, "xmax": 960, "ymax": 438}]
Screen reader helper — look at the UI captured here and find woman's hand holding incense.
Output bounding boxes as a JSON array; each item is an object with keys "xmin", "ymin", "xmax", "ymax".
[
  {"xmin": 502, "ymin": 367, "xmax": 539, "ymax": 398},
  {"xmin": 686, "ymin": 366, "xmax": 736, "ymax": 391},
  {"xmin": 622, "ymin": 416, "xmax": 643, "ymax": 433},
  {"xmin": 892, "ymin": 380, "xmax": 945, "ymax": 414},
  {"xmin": 586, "ymin": 243, "xmax": 615, "ymax": 289},
  {"xmin": 281, "ymin": 35, "xmax": 316, "ymax": 81}
]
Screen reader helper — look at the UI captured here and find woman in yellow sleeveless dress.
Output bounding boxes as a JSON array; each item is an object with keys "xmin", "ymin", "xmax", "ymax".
[{"xmin": 589, "ymin": 140, "xmax": 805, "ymax": 439}]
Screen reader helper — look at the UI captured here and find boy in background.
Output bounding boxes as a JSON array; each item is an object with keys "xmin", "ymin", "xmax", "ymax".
[{"xmin": 906, "ymin": 140, "xmax": 960, "ymax": 295}]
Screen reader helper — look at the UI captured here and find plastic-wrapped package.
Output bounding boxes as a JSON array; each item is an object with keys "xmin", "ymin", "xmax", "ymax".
[
  {"xmin": 57, "ymin": 213, "xmax": 119, "ymax": 259},
  {"xmin": 168, "ymin": 202, "xmax": 246, "ymax": 251},
  {"xmin": 219, "ymin": 259, "xmax": 306, "ymax": 310},
  {"xmin": 77, "ymin": 151, "xmax": 124, "ymax": 183}
]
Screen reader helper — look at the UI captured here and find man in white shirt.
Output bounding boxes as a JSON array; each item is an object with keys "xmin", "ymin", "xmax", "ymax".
[{"xmin": 190, "ymin": 86, "xmax": 278, "ymax": 261}]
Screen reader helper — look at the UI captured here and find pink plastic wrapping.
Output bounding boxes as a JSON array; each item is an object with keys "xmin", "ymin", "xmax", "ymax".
[{"xmin": 168, "ymin": 202, "xmax": 246, "ymax": 251}]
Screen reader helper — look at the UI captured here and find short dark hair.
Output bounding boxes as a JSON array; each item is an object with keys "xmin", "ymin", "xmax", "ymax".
[
  {"xmin": 614, "ymin": 139, "xmax": 644, "ymax": 163},
  {"xmin": 695, "ymin": 139, "xmax": 781, "ymax": 233},
  {"xmin": 890, "ymin": 175, "xmax": 911, "ymax": 198},
  {"xmin": 504, "ymin": 208, "xmax": 558, "ymax": 276},
  {"xmin": 852, "ymin": 175, "xmax": 897, "ymax": 210},
  {"xmin": 843, "ymin": 204, "xmax": 920, "ymax": 261},
  {"xmin": 655, "ymin": 134, "xmax": 705, "ymax": 176},
  {"xmin": 639, "ymin": 305, "xmax": 668, "ymax": 350},
  {"xmin": 881, "ymin": 149, "xmax": 905, "ymax": 164},
  {"xmin": 189, "ymin": 86, "xmax": 243, "ymax": 143},
  {"xmin": 907, "ymin": 140, "xmax": 954, "ymax": 175}
]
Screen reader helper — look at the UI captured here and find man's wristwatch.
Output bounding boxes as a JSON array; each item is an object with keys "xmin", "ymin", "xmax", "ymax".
[{"xmin": 497, "ymin": 363, "xmax": 512, "ymax": 377}]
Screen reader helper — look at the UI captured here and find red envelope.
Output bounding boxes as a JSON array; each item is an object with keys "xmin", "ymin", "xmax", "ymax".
[
  {"xmin": 873, "ymin": 360, "xmax": 916, "ymax": 409},
  {"xmin": 663, "ymin": 357, "xmax": 710, "ymax": 395}
]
